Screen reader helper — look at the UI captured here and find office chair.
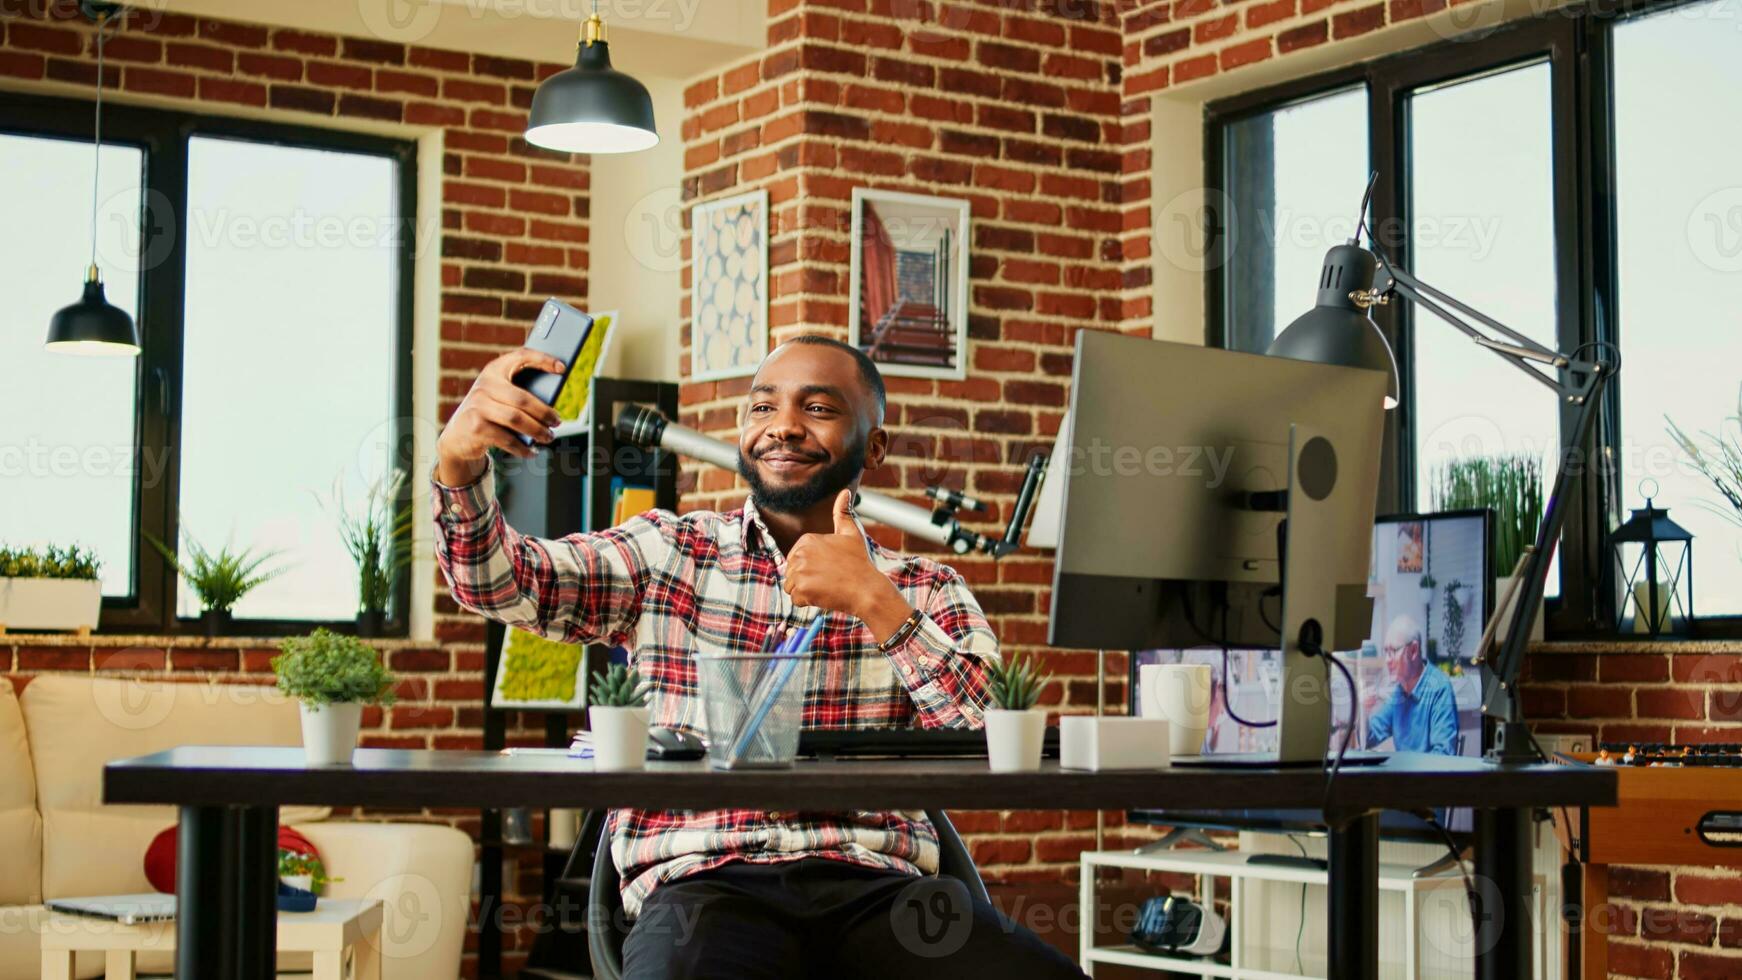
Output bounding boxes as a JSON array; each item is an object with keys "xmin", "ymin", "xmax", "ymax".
[{"xmin": 585, "ymin": 810, "xmax": 990, "ymax": 979}]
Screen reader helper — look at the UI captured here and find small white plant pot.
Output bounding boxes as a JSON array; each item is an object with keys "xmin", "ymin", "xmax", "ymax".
[
  {"xmin": 589, "ymin": 706, "xmax": 650, "ymax": 771},
  {"xmin": 0, "ymin": 577, "xmax": 102, "ymax": 632},
  {"xmin": 299, "ymin": 701, "xmax": 363, "ymax": 767},
  {"xmin": 282, "ymin": 874, "xmax": 314, "ymax": 894},
  {"xmin": 984, "ymin": 708, "xmax": 1046, "ymax": 772},
  {"xmin": 1493, "ymin": 574, "xmax": 1545, "ymax": 646}
]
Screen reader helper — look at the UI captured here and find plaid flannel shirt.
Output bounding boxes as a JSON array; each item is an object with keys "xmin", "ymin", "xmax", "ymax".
[{"xmin": 431, "ymin": 462, "xmax": 999, "ymax": 916}]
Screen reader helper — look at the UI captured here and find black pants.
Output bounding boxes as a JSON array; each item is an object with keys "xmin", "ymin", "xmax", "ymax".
[{"xmin": 620, "ymin": 858, "xmax": 1088, "ymax": 980}]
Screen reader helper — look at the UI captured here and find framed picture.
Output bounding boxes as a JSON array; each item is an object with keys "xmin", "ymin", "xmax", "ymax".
[
  {"xmin": 491, "ymin": 627, "xmax": 588, "ymax": 710},
  {"xmin": 689, "ymin": 190, "xmax": 768, "ymax": 382},
  {"xmin": 848, "ymin": 187, "xmax": 970, "ymax": 380}
]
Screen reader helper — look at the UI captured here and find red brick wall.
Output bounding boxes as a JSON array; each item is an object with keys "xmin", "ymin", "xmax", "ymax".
[
  {"xmin": 0, "ymin": 3, "xmax": 587, "ymax": 973},
  {"xmin": 673, "ymin": 0, "xmax": 1157, "ymax": 883}
]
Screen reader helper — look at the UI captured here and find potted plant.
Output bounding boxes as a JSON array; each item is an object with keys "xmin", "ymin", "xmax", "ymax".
[
  {"xmin": 272, "ymin": 628, "xmax": 398, "ymax": 766},
  {"xmin": 147, "ymin": 528, "xmax": 286, "ymax": 638},
  {"xmin": 588, "ymin": 664, "xmax": 651, "ymax": 771},
  {"xmin": 983, "ymin": 652, "xmax": 1052, "ymax": 772},
  {"xmin": 1432, "ymin": 454, "xmax": 1545, "ymax": 646},
  {"xmin": 0, "ymin": 544, "xmax": 102, "ymax": 633},
  {"xmin": 328, "ymin": 468, "xmax": 413, "ymax": 638},
  {"xmin": 278, "ymin": 850, "xmax": 341, "ymax": 895}
]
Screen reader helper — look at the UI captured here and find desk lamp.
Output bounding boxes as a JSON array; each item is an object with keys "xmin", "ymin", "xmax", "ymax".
[{"xmin": 1267, "ymin": 175, "xmax": 1618, "ymax": 764}]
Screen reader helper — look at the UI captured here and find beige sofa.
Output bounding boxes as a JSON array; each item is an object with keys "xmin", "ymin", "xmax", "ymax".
[{"xmin": 0, "ymin": 674, "xmax": 475, "ymax": 980}]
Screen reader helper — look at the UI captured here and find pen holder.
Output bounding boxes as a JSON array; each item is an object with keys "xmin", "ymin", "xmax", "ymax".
[{"xmin": 696, "ymin": 653, "xmax": 807, "ymax": 769}]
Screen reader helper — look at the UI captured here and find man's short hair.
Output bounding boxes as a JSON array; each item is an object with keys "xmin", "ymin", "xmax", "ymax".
[
  {"xmin": 782, "ymin": 334, "xmax": 886, "ymax": 422},
  {"xmin": 1385, "ymin": 613, "xmax": 1421, "ymax": 655}
]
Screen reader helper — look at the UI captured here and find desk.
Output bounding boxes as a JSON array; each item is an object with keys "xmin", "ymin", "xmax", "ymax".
[{"xmin": 103, "ymin": 748, "xmax": 1613, "ymax": 980}]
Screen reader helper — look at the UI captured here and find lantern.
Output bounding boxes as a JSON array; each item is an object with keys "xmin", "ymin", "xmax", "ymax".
[{"xmin": 1610, "ymin": 481, "xmax": 1694, "ymax": 638}]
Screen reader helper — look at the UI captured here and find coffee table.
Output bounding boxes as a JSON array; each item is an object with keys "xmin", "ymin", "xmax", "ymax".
[{"xmin": 40, "ymin": 898, "xmax": 382, "ymax": 980}]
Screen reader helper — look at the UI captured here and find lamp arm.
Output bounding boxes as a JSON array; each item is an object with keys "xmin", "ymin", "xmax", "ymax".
[
  {"xmin": 1376, "ymin": 255, "xmax": 1563, "ymax": 364},
  {"xmin": 1479, "ymin": 364, "xmax": 1611, "ymax": 764}
]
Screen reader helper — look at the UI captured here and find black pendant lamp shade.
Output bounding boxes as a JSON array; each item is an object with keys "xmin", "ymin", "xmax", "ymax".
[
  {"xmin": 46, "ymin": 267, "xmax": 141, "ymax": 355},
  {"xmin": 47, "ymin": 2, "xmax": 139, "ymax": 357},
  {"xmin": 526, "ymin": 13, "xmax": 658, "ymax": 154},
  {"xmin": 1266, "ymin": 243, "xmax": 1400, "ymax": 408}
]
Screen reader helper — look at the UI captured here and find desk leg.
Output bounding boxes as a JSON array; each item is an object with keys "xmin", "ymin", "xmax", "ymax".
[
  {"xmin": 104, "ymin": 950, "xmax": 137, "ymax": 980},
  {"xmin": 235, "ymin": 805, "xmax": 279, "ymax": 980},
  {"xmin": 41, "ymin": 949, "xmax": 74, "ymax": 980},
  {"xmin": 1327, "ymin": 810, "xmax": 1379, "ymax": 980},
  {"xmin": 1475, "ymin": 807, "xmax": 1532, "ymax": 980},
  {"xmin": 176, "ymin": 805, "xmax": 238, "ymax": 980}
]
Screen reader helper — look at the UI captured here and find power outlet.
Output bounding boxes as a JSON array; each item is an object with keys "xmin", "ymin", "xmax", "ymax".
[{"xmin": 1536, "ymin": 732, "xmax": 1592, "ymax": 757}]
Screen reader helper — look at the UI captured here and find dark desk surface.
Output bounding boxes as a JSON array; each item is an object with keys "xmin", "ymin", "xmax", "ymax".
[{"xmin": 105, "ymin": 747, "xmax": 1615, "ymax": 813}]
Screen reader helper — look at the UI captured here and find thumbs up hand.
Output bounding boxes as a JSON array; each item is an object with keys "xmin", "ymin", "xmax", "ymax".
[{"xmin": 782, "ymin": 489, "xmax": 915, "ymax": 639}]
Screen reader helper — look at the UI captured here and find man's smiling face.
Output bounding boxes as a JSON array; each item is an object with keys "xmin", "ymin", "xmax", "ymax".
[{"xmin": 735, "ymin": 341, "xmax": 888, "ymax": 515}]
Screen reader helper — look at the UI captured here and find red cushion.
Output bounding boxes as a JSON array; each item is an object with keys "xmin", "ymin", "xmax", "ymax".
[{"xmin": 144, "ymin": 824, "xmax": 320, "ymax": 894}]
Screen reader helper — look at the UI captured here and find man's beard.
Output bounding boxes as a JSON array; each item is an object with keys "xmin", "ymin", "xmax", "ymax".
[{"xmin": 737, "ymin": 434, "xmax": 867, "ymax": 515}]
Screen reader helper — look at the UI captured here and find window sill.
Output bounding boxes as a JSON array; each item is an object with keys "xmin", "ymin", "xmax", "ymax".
[{"xmin": 1, "ymin": 631, "xmax": 434, "ymax": 651}]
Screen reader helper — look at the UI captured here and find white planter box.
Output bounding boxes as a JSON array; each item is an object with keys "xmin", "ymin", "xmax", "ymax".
[
  {"xmin": 0, "ymin": 577, "xmax": 101, "ymax": 632},
  {"xmin": 1060, "ymin": 716, "xmax": 1172, "ymax": 771}
]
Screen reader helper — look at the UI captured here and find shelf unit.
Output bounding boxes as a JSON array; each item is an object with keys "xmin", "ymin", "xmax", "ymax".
[
  {"xmin": 1079, "ymin": 848, "xmax": 1545, "ymax": 980},
  {"xmin": 475, "ymin": 378, "xmax": 679, "ymax": 980}
]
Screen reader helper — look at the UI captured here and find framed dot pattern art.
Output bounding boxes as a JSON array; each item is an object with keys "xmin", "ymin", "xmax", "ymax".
[{"xmin": 689, "ymin": 189, "xmax": 769, "ymax": 382}]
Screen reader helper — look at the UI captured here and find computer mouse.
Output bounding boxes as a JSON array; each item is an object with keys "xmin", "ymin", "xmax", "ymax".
[{"xmin": 647, "ymin": 727, "xmax": 707, "ymax": 760}]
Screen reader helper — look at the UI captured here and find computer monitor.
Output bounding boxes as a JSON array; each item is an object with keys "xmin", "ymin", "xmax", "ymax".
[
  {"xmin": 1129, "ymin": 509, "xmax": 1493, "ymax": 836},
  {"xmin": 1048, "ymin": 331, "xmax": 1389, "ymax": 763}
]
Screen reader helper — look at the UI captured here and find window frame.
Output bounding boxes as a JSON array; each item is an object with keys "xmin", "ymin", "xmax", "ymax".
[
  {"xmin": 1, "ymin": 93, "xmax": 417, "ymax": 637},
  {"xmin": 1203, "ymin": 1, "xmax": 1723, "ymax": 638}
]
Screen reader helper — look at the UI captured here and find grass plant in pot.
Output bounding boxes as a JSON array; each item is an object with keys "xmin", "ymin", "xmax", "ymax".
[
  {"xmin": 588, "ymin": 664, "xmax": 651, "ymax": 771},
  {"xmin": 1432, "ymin": 454, "xmax": 1545, "ymax": 646},
  {"xmin": 147, "ymin": 528, "xmax": 285, "ymax": 638},
  {"xmin": 328, "ymin": 468, "xmax": 413, "ymax": 638},
  {"xmin": 0, "ymin": 544, "xmax": 102, "ymax": 633},
  {"xmin": 272, "ymin": 628, "xmax": 398, "ymax": 766},
  {"xmin": 984, "ymin": 652, "xmax": 1051, "ymax": 772}
]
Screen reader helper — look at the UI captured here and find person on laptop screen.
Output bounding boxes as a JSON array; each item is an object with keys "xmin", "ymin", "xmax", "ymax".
[
  {"xmin": 432, "ymin": 336, "xmax": 1083, "ymax": 979},
  {"xmin": 1363, "ymin": 614, "xmax": 1458, "ymax": 756}
]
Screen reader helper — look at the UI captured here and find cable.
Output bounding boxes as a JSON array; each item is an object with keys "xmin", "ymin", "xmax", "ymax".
[
  {"xmin": 1289, "ymin": 834, "xmax": 1310, "ymax": 974},
  {"xmin": 1200, "ymin": 591, "xmax": 1275, "ymax": 730},
  {"xmin": 1352, "ymin": 171, "xmax": 1378, "ymax": 246},
  {"xmin": 1258, "ymin": 587, "xmax": 1282, "ymax": 635},
  {"xmin": 1299, "ymin": 631, "xmax": 1358, "ymax": 812},
  {"xmin": 1414, "ymin": 809, "xmax": 1479, "ymax": 937}
]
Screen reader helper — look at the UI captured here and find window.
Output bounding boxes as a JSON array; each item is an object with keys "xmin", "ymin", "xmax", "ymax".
[
  {"xmin": 1405, "ymin": 63, "xmax": 1562, "ymax": 596},
  {"xmin": 1208, "ymin": 1, "xmax": 1742, "ymax": 634},
  {"xmin": 0, "ymin": 135, "xmax": 144, "ymax": 598},
  {"xmin": 1218, "ymin": 88, "xmax": 1370, "ymax": 355},
  {"xmin": 0, "ymin": 95, "xmax": 414, "ymax": 634},
  {"xmin": 1613, "ymin": 1, "xmax": 1742, "ymax": 615}
]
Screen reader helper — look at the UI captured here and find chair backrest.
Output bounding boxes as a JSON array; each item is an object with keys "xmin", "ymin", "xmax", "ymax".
[{"xmin": 586, "ymin": 810, "xmax": 987, "ymax": 980}]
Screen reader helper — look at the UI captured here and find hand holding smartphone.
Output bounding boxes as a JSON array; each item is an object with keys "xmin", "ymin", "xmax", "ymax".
[{"xmin": 511, "ymin": 298, "xmax": 595, "ymax": 446}]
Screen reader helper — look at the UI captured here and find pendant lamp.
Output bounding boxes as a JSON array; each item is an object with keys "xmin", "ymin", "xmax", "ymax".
[
  {"xmin": 525, "ymin": 1, "xmax": 658, "ymax": 154},
  {"xmin": 46, "ymin": 2, "xmax": 140, "ymax": 357}
]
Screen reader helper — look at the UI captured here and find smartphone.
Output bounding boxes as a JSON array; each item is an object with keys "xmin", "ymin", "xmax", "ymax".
[{"xmin": 512, "ymin": 298, "xmax": 594, "ymax": 445}]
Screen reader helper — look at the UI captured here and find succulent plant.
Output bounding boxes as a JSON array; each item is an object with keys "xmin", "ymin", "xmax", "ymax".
[
  {"xmin": 0, "ymin": 544, "xmax": 100, "ymax": 580},
  {"xmin": 589, "ymin": 664, "xmax": 651, "ymax": 709},
  {"xmin": 988, "ymin": 652, "xmax": 1050, "ymax": 711}
]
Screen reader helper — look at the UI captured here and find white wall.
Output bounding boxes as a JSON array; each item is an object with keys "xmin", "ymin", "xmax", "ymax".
[{"xmin": 586, "ymin": 74, "xmax": 685, "ymax": 383}]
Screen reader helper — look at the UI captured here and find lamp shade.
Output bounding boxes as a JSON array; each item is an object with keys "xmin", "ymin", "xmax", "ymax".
[
  {"xmin": 526, "ymin": 39, "xmax": 657, "ymax": 154},
  {"xmin": 1266, "ymin": 243, "xmax": 1399, "ymax": 408},
  {"xmin": 45, "ymin": 274, "xmax": 140, "ymax": 356}
]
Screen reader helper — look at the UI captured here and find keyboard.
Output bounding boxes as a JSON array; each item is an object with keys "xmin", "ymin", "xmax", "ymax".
[{"xmin": 798, "ymin": 727, "xmax": 1061, "ymax": 760}]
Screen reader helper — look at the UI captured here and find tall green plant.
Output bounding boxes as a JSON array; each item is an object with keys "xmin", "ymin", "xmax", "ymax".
[
  {"xmin": 1432, "ymin": 455, "xmax": 1544, "ymax": 577},
  {"xmin": 1667, "ymin": 385, "xmax": 1742, "ymax": 532},
  {"xmin": 145, "ymin": 527, "xmax": 286, "ymax": 614},
  {"xmin": 326, "ymin": 468, "xmax": 414, "ymax": 615}
]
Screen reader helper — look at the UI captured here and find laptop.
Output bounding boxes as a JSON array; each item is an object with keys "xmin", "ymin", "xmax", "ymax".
[{"xmin": 46, "ymin": 894, "xmax": 176, "ymax": 925}]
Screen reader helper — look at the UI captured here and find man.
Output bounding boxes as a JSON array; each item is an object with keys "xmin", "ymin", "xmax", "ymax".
[
  {"xmin": 1363, "ymin": 614, "xmax": 1459, "ymax": 755},
  {"xmin": 432, "ymin": 336, "xmax": 1085, "ymax": 979}
]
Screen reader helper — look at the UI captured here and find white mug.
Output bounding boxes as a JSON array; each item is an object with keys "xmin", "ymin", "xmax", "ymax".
[{"xmin": 1139, "ymin": 663, "xmax": 1212, "ymax": 756}]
